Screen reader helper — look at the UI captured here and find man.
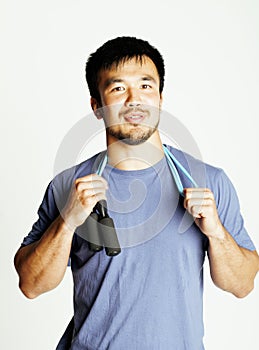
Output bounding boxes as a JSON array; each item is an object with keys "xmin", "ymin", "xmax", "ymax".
[{"xmin": 14, "ymin": 37, "xmax": 259, "ymax": 349}]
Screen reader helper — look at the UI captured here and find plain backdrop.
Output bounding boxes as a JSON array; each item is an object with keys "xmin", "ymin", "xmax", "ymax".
[{"xmin": 1, "ymin": 0, "xmax": 258, "ymax": 349}]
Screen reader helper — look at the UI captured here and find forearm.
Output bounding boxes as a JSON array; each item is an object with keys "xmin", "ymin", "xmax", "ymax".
[
  {"xmin": 15, "ymin": 174, "xmax": 108, "ymax": 299},
  {"xmin": 14, "ymin": 215, "xmax": 74, "ymax": 299},
  {"xmin": 208, "ymin": 227, "xmax": 259, "ymax": 298}
]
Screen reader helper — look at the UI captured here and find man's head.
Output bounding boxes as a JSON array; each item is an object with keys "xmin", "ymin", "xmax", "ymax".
[
  {"xmin": 85, "ymin": 36, "xmax": 165, "ymax": 106},
  {"xmin": 85, "ymin": 37, "xmax": 165, "ymax": 146}
]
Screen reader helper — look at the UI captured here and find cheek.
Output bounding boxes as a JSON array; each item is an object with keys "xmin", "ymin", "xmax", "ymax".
[
  {"xmin": 102, "ymin": 106, "xmax": 121, "ymax": 126},
  {"xmin": 102, "ymin": 92, "xmax": 161, "ymax": 108},
  {"xmin": 145, "ymin": 93, "xmax": 161, "ymax": 106},
  {"xmin": 102, "ymin": 93, "xmax": 125, "ymax": 106}
]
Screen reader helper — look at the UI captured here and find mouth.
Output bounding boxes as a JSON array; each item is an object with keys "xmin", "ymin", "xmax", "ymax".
[{"xmin": 123, "ymin": 113, "xmax": 146, "ymax": 124}]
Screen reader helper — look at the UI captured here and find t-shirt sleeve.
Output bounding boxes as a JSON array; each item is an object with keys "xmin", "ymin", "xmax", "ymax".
[
  {"xmin": 21, "ymin": 181, "xmax": 60, "ymax": 247},
  {"xmin": 212, "ymin": 169, "xmax": 256, "ymax": 251}
]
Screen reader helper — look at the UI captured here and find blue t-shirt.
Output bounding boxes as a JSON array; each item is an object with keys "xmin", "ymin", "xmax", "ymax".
[{"xmin": 21, "ymin": 146, "xmax": 255, "ymax": 350}]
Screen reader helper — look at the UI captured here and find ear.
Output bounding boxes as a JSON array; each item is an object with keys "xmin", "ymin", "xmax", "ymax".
[
  {"xmin": 91, "ymin": 97, "xmax": 103, "ymax": 120},
  {"xmin": 159, "ymin": 93, "xmax": 163, "ymax": 109}
]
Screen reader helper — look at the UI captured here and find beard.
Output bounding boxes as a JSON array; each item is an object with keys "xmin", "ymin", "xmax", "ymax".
[{"xmin": 107, "ymin": 121, "xmax": 159, "ymax": 145}]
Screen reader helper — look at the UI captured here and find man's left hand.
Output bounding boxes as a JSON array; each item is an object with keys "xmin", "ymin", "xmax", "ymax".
[{"xmin": 183, "ymin": 188, "xmax": 224, "ymax": 239}]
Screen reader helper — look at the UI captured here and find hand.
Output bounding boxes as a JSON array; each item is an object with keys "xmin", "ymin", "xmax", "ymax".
[
  {"xmin": 62, "ymin": 174, "xmax": 108, "ymax": 230},
  {"xmin": 183, "ymin": 188, "xmax": 224, "ymax": 239}
]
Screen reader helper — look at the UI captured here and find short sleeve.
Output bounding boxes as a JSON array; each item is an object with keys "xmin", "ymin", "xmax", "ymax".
[
  {"xmin": 21, "ymin": 182, "xmax": 60, "ymax": 247},
  {"xmin": 212, "ymin": 169, "xmax": 256, "ymax": 251}
]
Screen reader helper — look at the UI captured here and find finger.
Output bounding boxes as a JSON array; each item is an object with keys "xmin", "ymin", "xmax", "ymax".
[
  {"xmin": 78, "ymin": 187, "xmax": 107, "ymax": 199},
  {"xmin": 79, "ymin": 190, "xmax": 107, "ymax": 208},
  {"xmin": 184, "ymin": 188, "xmax": 214, "ymax": 200},
  {"xmin": 188, "ymin": 200, "xmax": 215, "ymax": 218},
  {"xmin": 76, "ymin": 173, "xmax": 108, "ymax": 185},
  {"xmin": 184, "ymin": 188, "xmax": 213, "ymax": 195},
  {"xmin": 184, "ymin": 197, "xmax": 214, "ymax": 209},
  {"xmin": 76, "ymin": 180, "xmax": 108, "ymax": 193},
  {"xmin": 189, "ymin": 204, "xmax": 212, "ymax": 218},
  {"xmin": 75, "ymin": 175, "xmax": 108, "ymax": 193}
]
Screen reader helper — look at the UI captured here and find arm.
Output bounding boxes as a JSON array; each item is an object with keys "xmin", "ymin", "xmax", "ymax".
[
  {"xmin": 207, "ymin": 228, "xmax": 259, "ymax": 298},
  {"xmin": 184, "ymin": 188, "xmax": 259, "ymax": 298},
  {"xmin": 14, "ymin": 174, "xmax": 108, "ymax": 299},
  {"xmin": 14, "ymin": 216, "xmax": 74, "ymax": 299}
]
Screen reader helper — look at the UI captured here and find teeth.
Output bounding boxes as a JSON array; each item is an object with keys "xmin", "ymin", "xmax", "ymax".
[{"xmin": 129, "ymin": 115, "xmax": 141, "ymax": 119}]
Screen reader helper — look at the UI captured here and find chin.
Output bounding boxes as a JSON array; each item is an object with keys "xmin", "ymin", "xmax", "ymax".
[
  {"xmin": 120, "ymin": 137, "xmax": 148, "ymax": 146},
  {"xmin": 108, "ymin": 124, "xmax": 157, "ymax": 146}
]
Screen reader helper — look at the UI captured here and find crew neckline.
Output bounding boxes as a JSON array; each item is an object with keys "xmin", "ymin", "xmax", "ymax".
[{"xmin": 104, "ymin": 155, "xmax": 167, "ymax": 176}]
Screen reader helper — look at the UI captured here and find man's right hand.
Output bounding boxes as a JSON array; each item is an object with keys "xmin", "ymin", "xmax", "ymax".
[{"xmin": 62, "ymin": 174, "xmax": 108, "ymax": 231}]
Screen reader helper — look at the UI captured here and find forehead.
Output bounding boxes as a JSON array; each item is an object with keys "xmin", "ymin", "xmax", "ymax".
[{"xmin": 97, "ymin": 56, "xmax": 159, "ymax": 86}]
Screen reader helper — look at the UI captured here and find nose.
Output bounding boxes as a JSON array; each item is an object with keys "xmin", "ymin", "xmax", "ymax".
[{"xmin": 125, "ymin": 88, "xmax": 141, "ymax": 108}]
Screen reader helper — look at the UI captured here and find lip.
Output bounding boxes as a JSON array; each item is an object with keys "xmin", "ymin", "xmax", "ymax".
[{"xmin": 123, "ymin": 112, "xmax": 146, "ymax": 124}]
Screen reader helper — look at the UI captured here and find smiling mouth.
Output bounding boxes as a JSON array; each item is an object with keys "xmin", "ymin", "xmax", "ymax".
[{"xmin": 123, "ymin": 113, "xmax": 146, "ymax": 124}]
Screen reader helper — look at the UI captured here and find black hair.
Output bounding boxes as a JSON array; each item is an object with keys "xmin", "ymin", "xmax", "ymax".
[{"xmin": 85, "ymin": 36, "xmax": 165, "ymax": 103}]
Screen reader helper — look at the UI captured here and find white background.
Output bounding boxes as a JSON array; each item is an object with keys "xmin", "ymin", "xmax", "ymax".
[{"xmin": 1, "ymin": 0, "xmax": 258, "ymax": 349}]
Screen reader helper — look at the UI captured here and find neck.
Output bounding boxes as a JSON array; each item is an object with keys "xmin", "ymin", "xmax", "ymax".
[{"xmin": 106, "ymin": 131, "xmax": 164, "ymax": 170}]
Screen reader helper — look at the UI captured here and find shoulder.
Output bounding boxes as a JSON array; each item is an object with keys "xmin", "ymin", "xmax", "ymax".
[
  {"xmin": 53, "ymin": 152, "xmax": 103, "ymax": 183},
  {"xmin": 49, "ymin": 152, "xmax": 104, "ymax": 201},
  {"xmin": 165, "ymin": 144, "xmax": 241, "ymax": 211},
  {"xmin": 165, "ymin": 144, "xmax": 224, "ymax": 189}
]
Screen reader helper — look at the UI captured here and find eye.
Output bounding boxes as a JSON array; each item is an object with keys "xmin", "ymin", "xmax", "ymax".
[
  {"xmin": 141, "ymin": 84, "xmax": 152, "ymax": 89},
  {"xmin": 111, "ymin": 86, "xmax": 125, "ymax": 92}
]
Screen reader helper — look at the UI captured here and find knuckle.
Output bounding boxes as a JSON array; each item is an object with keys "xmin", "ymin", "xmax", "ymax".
[
  {"xmin": 81, "ymin": 188, "xmax": 91, "ymax": 196},
  {"xmin": 75, "ymin": 181, "xmax": 83, "ymax": 192},
  {"xmin": 81, "ymin": 195, "xmax": 95, "ymax": 208}
]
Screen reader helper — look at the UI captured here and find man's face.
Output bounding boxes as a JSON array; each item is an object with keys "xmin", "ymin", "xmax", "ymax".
[{"xmin": 93, "ymin": 56, "xmax": 162, "ymax": 145}]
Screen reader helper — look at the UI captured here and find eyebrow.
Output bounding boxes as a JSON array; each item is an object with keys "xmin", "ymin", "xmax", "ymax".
[
  {"xmin": 104, "ymin": 78, "xmax": 124, "ymax": 89},
  {"xmin": 141, "ymin": 75, "xmax": 157, "ymax": 84},
  {"xmin": 103, "ymin": 75, "xmax": 158, "ymax": 89}
]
